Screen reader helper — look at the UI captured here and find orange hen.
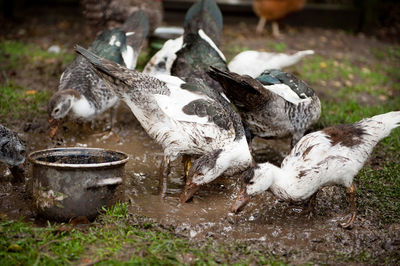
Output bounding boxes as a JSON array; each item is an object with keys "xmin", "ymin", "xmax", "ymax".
[{"xmin": 253, "ymin": 0, "xmax": 306, "ymax": 36}]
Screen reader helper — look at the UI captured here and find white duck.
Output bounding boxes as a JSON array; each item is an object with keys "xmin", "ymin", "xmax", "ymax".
[
  {"xmin": 228, "ymin": 50, "xmax": 314, "ymax": 78},
  {"xmin": 232, "ymin": 111, "xmax": 400, "ymax": 228},
  {"xmin": 75, "ymin": 45, "xmax": 253, "ymax": 202}
]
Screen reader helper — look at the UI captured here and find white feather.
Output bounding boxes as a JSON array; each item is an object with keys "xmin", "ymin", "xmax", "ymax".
[
  {"xmin": 109, "ymin": 35, "xmax": 117, "ymax": 46},
  {"xmin": 122, "ymin": 45, "xmax": 135, "ymax": 69},
  {"xmin": 228, "ymin": 50, "xmax": 314, "ymax": 78},
  {"xmin": 198, "ymin": 29, "xmax": 226, "ymax": 61},
  {"xmin": 264, "ymin": 84, "xmax": 311, "ymax": 105},
  {"xmin": 143, "ymin": 36, "xmax": 183, "ymax": 76},
  {"xmin": 71, "ymin": 97, "xmax": 96, "ymax": 118},
  {"xmin": 154, "ymin": 75, "xmax": 210, "ymax": 124}
]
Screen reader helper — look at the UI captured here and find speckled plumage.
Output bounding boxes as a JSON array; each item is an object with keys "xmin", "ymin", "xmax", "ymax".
[
  {"xmin": 48, "ymin": 11, "xmax": 149, "ymax": 125},
  {"xmin": 0, "ymin": 124, "xmax": 26, "ymax": 167},
  {"xmin": 76, "ymin": 45, "xmax": 252, "ymax": 191},
  {"xmin": 208, "ymin": 67, "xmax": 321, "ymax": 147},
  {"xmin": 235, "ymin": 112, "xmax": 400, "ymax": 223}
]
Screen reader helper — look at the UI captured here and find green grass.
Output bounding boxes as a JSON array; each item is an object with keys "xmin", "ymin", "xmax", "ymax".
[
  {"xmin": 0, "ymin": 203, "xmax": 284, "ymax": 265},
  {"xmin": 293, "ymin": 46, "xmax": 400, "ymax": 226},
  {"xmin": 0, "ymin": 40, "xmax": 74, "ymax": 124},
  {"xmin": 267, "ymin": 41, "xmax": 287, "ymax": 53},
  {"xmin": 0, "ymin": 40, "xmax": 74, "ymax": 70},
  {"xmin": 0, "ymin": 81, "xmax": 50, "ymax": 123}
]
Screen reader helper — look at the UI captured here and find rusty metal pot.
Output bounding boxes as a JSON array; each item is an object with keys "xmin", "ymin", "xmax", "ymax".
[{"xmin": 28, "ymin": 147, "xmax": 129, "ymax": 221}]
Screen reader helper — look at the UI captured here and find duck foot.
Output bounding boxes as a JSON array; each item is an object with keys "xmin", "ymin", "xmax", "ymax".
[
  {"xmin": 339, "ymin": 183, "xmax": 356, "ymax": 229},
  {"xmin": 92, "ymin": 129, "xmax": 119, "ymax": 142},
  {"xmin": 340, "ymin": 212, "xmax": 356, "ymax": 229}
]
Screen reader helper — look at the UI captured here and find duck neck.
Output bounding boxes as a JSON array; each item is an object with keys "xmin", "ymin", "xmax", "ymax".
[{"xmin": 250, "ymin": 162, "xmax": 290, "ymax": 195}]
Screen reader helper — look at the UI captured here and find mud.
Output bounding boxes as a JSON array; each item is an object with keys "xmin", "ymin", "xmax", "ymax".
[
  {"xmin": 0, "ymin": 107, "xmax": 398, "ymax": 261},
  {"xmin": 1, "ymin": 5, "xmax": 400, "ymax": 263}
]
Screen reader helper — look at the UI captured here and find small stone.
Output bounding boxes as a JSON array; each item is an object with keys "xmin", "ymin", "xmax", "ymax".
[{"xmin": 48, "ymin": 45, "xmax": 61, "ymax": 54}]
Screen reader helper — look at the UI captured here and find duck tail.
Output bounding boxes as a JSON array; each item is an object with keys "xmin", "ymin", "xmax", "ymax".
[
  {"xmin": 276, "ymin": 50, "xmax": 315, "ymax": 69},
  {"xmin": 361, "ymin": 111, "xmax": 400, "ymax": 141},
  {"xmin": 76, "ymin": 45, "xmax": 108, "ymax": 73},
  {"xmin": 184, "ymin": 0, "xmax": 223, "ymax": 45},
  {"xmin": 75, "ymin": 44, "xmax": 130, "ymax": 86},
  {"xmin": 207, "ymin": 66, "xmax": 265, "ymax": 110}
]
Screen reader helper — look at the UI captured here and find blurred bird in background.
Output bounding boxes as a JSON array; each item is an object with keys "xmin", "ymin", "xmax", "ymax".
[
  {"xmin": 81, "ymin": 0, "xmax": 163, "ymax": 33},
  {"xmin": 253, "ymin": 0, "xmax": 306, "ymax": 37}
]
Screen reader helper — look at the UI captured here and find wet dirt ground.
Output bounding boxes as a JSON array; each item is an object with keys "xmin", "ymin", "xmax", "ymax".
[
  {"xmin": 1, "ymin": 108, "xmax": 398, "ymax": 262},
  {"xmin": 1, "ymin": 5, "xmax": 400, "ymax": 263}
]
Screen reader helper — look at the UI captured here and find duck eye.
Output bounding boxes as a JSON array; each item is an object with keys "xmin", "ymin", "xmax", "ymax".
[
  {"xmin": 249, "ymin": 181, "xmax": 254, "ymax": 185},
  {"xmin": 54, "ymin": 108, "xmax": 60, "ymax": 114}
]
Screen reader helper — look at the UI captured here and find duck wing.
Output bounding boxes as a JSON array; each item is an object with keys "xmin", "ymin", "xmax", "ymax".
[
  {"xmin": 171, "ymin": 33, "xmax": 228, "ymax": 93},
  {"xmin": 207, "ymin": 66, "xmax": 272, "ymax": 112},
  {"xmin": 257, "ymin": 69, "xmax": 315, "ymax": 99}
]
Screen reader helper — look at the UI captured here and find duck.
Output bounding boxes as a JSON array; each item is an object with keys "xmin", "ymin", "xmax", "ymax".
[
  {"xmin": 228, "ymin": 49, "xmax": 314, "ymax": 78},
  {"xmin": 48, "ymin": 11, "xmax": 150, "ymax": 138},
  {"xmin": 208, "ymin": 67, "xmax": 321, "ymax": 148},
  {"xmin": 81, "ymin": 0, "xmax": 163, "ymax": 33},
  {"xmin": 170, "ymin": 0, "xmax": 228, "ymax": 94},
  {"xmin": 253, "ymin": 0, "xmax": 307, "ymax": 36},
  {"xmin": 75, "ymin": 44, "xmax": 252, "ymax": 202},
  {"xmin": 0, "ymin": 124, "xmax": 26, "ymax": 183},
  {"xmin": 143, "ymin": 0, "xmax": 228, "ymax": 93},
  {"xmin": 232, "ymin": 111, "xmax": 400, "ymax": 228}
]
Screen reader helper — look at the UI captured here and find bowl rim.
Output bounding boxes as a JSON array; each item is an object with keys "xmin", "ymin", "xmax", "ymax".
[{"xmin": 28, "ymin": 147, "xmax": 129, "ymax": 168}]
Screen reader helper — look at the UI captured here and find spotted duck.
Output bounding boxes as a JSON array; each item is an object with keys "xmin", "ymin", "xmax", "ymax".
[{"xmin": 232, "ymin": 111, "xmax": 400, "ymax": 228}]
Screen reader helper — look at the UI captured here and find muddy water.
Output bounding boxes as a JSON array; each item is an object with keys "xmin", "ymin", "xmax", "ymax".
[{"xmin": 0, "ymin": 107, "xmax": 398, "ymax": 259}]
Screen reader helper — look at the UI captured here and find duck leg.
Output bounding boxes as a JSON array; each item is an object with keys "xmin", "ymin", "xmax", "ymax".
[
  {"xmin": 256, "ymin": 17, "xmax": 266, "ymax": 34},
  {"xmin": 182, "ymin": 155, "xmax": 191, "ymax": 183},
  {"xmin": 158, "ymin": 156, "xmax": 171, "ymax": 197},
  {"xmin": 271, "ymin": 21, "xmax": 280, "ymax": 38},
  {"xmin": 306, "ymin": 191, "xmax": 318, "ymax": 219},
  {"xmin": 91, "ymin": 105, "xmax": 120, "ymax": 142},
  {"xmin": 340, "ymin": 183, "xmax": 356, "ymax": 228}
]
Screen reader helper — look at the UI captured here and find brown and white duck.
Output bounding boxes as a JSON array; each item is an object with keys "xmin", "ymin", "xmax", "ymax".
[{"xmin": 232, "ymin": 111, "xmax": 400, "ymax": 228}]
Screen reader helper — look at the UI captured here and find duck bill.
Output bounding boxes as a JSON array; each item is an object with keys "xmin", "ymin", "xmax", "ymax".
[
  {"xmin": 48, "ymin": 118, "xmax": 61, "ymax": 138},
  {"xmin": 231, "ymin": 189, "xmax": 250, "ymax": 213},
  {"xmin": 180, "ymin": 181, "xmax": 200, "ymax": 203}
]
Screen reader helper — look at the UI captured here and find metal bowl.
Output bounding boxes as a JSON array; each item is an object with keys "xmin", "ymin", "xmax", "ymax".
[{"xmin": 28, "ymin": 147, "xmax": 129, "ymax": 221}]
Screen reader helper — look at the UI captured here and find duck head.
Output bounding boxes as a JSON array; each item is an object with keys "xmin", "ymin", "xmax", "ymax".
[
  {"xmin": 47, "ymin": 89, "xmax": 80, "ymax": 138},
  {"xmin": 231, "ymin": 164, "xmax": 275, "ymax": 213},
  {"xmin": 180, "ymin": 149, "xmax": 224, "ymax": 203}
]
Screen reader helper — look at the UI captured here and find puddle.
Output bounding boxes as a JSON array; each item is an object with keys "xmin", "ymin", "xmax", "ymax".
[{"xmin": 0, "ymin": 106, "xmax": 399, "ymax": 258}]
